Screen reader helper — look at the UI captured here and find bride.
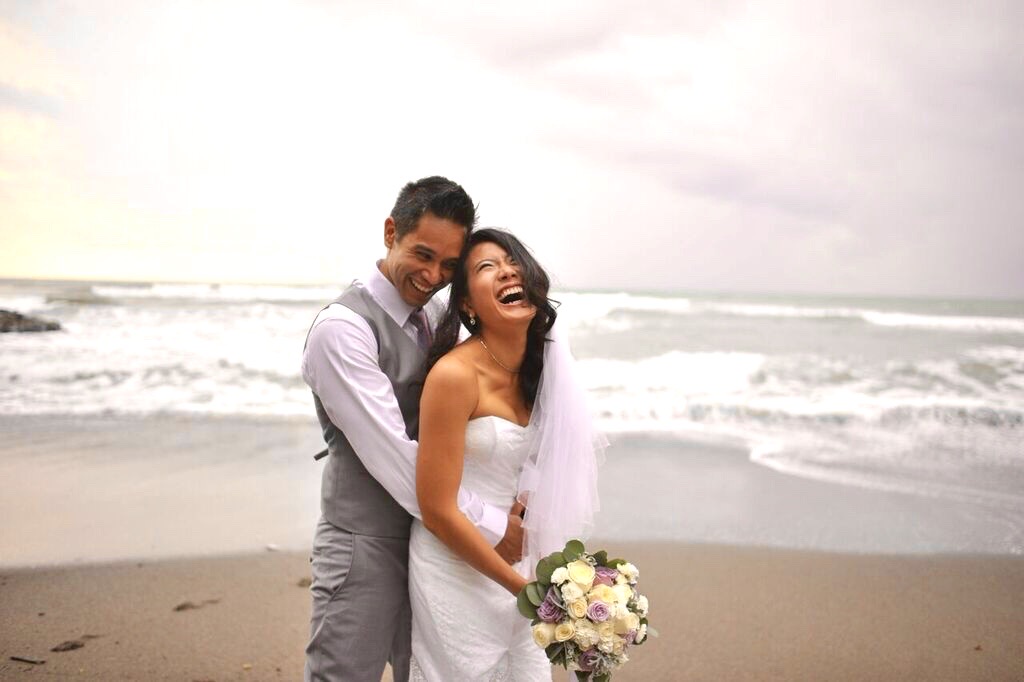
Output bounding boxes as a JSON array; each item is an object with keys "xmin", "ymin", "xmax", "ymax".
[{"xmin": 409, "ymin": 229, "xmax": 602, "ymax": 681}]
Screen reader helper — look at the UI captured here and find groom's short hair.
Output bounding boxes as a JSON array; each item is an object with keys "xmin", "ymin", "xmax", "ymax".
[{"xmin": 390, "ymin": 176, "xmax": 476, "ymax": 239}]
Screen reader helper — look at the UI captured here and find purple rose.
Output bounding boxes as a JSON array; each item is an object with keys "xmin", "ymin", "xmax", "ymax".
[
  {"xmin": 592, "ymin": 566, "xmax": 618, "ymax": 587},
  {"xmin": 578, "ymin": 647, "xmax": 602, "ymax": 673},
  {"xmin": 586, "ymin": 600, "xmax": 612, "ymax": 622},
  {"xmin": 537, "ymin": 586, "xmax": 564, "ymax": 623}
]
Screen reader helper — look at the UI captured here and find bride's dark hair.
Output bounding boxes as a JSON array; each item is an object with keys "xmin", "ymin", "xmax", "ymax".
[{"xmin": 427, "ymin": 228, "xmax": 557, "ymax": 408}]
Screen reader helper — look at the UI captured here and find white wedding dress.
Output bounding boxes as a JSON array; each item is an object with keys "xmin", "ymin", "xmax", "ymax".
[{"xmin": 409, "ymin": 416, "xmax": 551, "ymax": 681}]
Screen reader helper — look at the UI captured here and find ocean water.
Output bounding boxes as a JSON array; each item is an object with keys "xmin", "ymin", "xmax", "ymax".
[{"xmin": 2, "ymin": 279, "xmax": 1022, "ymax": 549}]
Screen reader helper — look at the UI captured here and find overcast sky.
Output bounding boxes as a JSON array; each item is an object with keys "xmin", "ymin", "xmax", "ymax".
[{"xmin": 1, "ymin": 0, "xmax": 1022, "ymax": 297}]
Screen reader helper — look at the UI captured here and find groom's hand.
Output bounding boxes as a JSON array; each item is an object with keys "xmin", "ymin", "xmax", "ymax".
[{"xmin": 494, "ymin": 513, "xmax": 524, "ymax": 564}]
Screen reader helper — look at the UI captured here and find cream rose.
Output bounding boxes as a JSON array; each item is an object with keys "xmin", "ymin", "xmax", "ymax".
[
  {"xmin": 587, "ymin": 584, "xmax": 617, "ymax": 606},
  {"xmin": 614, "ymin": 611, "xmax": 640, "ymax": 635},
  {"xmin": 550, "ymin": 566, "xmax": 569, "ymax": 585},
  {"xmin": 568, "ymin": 598, "xmax": 588, "ymax": 619},
  {"xmin": 567, "ymin": 560, "xmax": 596, "ymax": 590},
  {"xmin": 598, "ymin": 621, "xmax": 615, "ymax": 642},
  {"xmin": 611, "ymin": 583, "xmax": 633, "ymax": 606},
  {"xmin": 554, "ymin": 621, "xmax": 576, "ymax": 642},
  {"xmin": 531, "ymin": 622, "xmax": 556, "ymax": 648}
]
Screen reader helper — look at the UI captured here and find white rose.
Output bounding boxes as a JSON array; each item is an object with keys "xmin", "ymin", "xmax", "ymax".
[
  {"xmin": 560, "ymin": 581, "xmax": 584, "ymax": 602},
  {"xmin": 635, "ymin": 624, "xmax": 648, "ymax": 643},
  {"xmin": 598, "ymin": 621, "xmax": 615, "ymax": 643},
  {"xmin": 614, "ymin": 603, "xmax": 629, "ymax": 621},
  {"xmin": 554, "ymin": 621, "xmax": 576, "ymax": 642},
  {"xmin": 531, "ymin": 622, "xmax": 556, "ymax": 648},
  {"xmin": 615, "ymin": 574, "xmax": 628, "ymax": 585},
  {"xmin": 612, "ymin": 638, "xmax": 625, "ymax": 656},
  {"xmin": 550, "ymin": 566, "xmax": 569, "ymax": 585}
]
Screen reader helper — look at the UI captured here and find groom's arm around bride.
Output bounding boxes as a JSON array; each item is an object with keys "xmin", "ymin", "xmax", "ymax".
[{"xmin": 301, "ymin": 176, "xmax": 524, "ymax": 682}]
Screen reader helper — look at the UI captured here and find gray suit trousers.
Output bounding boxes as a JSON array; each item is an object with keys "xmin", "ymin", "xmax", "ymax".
[{"xmin": 304, "ymin": 518, "xmax": 411, "ymax": 682}]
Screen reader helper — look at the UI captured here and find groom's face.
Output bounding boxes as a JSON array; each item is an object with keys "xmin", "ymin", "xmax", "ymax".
[{"xmin": 381, "ymin": 212, "xmax": 466, "ymax": 307}]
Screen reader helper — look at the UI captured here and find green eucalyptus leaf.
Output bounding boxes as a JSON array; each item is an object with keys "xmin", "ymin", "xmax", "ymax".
[
  {"xmin": 547, "ymin": 550, "xmax": 569, "ymax": 568},
  {"xmin": 526, "ymin": 581, "xmax": 545, "ymax": 607},
  {"xmin": 516, "ymin": 587, "xmax": 538, "ymax": 619},
  {"xmin": 536, "ymin": 558, "xmax": 555, "ymax": 584},
  {"xmin": 575, "ymin": 672, "xmax": 591, "ymax": 682},
  {"xmin": 562, "ymin": 539, "xmax": 585, "ymax": 562},
  {"xmin": 545, "ymin": 642, "xmax": 564, "ymax": 663},
  {"xmin": 591, "ymin": 550, "xmax": 608, "ymax": 566}
]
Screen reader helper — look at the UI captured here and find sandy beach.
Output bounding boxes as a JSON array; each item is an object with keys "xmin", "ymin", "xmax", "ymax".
[
  {"xmin": 2, "ymin": 544, "xmax": 1022, "ymax": 681},
  {"xmin": 2, "ymin": 416, "xmax": 1023, "ymax": 680}
]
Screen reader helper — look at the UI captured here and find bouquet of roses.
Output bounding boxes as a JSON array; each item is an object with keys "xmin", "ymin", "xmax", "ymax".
[{"xmin": 516, "ymin": 539, "xmax": 652, "ymax": 682}]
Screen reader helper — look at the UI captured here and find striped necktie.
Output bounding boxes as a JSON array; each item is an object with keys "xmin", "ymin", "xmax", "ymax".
[{"xmin": 409, "ymin": 309, "xmax": 432, "ymax": 351}]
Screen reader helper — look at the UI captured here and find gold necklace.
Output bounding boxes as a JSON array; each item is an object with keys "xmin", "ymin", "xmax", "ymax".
[{"xmin": 478, "ymin": 337, "xmax": 521, "ymax": 373}]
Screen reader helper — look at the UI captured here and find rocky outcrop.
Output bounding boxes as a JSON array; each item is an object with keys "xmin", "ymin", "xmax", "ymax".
[{"xmin": 0, "ymin": 309, "xmax": 62, "ymax": 333}]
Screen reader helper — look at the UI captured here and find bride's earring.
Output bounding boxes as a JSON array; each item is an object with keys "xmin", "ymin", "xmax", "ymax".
[{"xmin": 468, "ymin": 312, "xmax": 476, "ymax": 327}]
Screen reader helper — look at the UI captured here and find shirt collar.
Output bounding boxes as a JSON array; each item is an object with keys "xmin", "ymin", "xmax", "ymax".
[{"xmin": 364, "ymin": 262, "xmax": 418, "ymax": 327}]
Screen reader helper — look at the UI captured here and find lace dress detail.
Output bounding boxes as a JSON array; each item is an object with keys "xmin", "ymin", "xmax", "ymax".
[{"xmin": 408, "ymin": 417, "xmax": 551, "ymax": 681}]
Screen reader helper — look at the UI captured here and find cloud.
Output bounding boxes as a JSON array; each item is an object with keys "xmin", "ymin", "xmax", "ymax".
[
  {"xmin": 0, "ymin": 15, "xmax": 78, "ymax": 99},
  {"xmin": 435, "ymin": 0, "xmax": 1024, "ymax": 295},
  {"xmin": 1, "ymin": 1, "xmax": 1021, "ymax": 295},
  {"xmin": 0, "ymin": 82, "xmax": 62, "ymax": 117}
]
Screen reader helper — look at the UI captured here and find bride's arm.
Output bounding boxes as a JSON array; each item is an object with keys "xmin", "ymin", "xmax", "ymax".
[{"xmin": 417, "ymin": 355, "xmax": 528, "ymax": 596}]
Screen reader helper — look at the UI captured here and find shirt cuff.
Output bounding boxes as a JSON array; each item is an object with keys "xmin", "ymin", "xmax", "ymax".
[{"xmin": 476, "ymin": 502, "xmax": 510, "ymax": 547}]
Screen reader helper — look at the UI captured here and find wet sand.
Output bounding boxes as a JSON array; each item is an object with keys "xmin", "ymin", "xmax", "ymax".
[
  {"xmin": 2, "ymin": 415, "xmax": 1022, "ymax": 679},
  {"xmin": 1, "ymin": 544, "xmax": 1022, "ymax": 681},
  {"xmin": 2, "ymin": 415, "xmax": 1016, "ymax": 569}
]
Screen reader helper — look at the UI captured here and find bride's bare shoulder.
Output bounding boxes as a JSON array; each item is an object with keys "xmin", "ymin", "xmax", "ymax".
[{"xmin": 425, "ymin": 342, "xmax": 479, "ymax": 392}]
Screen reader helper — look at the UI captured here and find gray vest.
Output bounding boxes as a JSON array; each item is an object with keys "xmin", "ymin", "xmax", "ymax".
[{"xmin": 308, "ymin": 285, "xmax": 427, "ymax": 538}]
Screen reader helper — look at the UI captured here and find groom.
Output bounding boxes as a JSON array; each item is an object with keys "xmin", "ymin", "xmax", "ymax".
[{"xmin": 301, "ymin": 176, "xmax": 524, "ymax": 681}]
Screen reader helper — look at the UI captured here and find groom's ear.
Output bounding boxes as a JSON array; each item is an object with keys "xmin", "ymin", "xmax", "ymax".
[{"xmin": 384, "ymin": 217, "xmax": 397, "ymax": 249}]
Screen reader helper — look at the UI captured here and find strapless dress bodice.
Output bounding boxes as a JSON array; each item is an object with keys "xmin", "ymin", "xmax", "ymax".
[{"xmin": 459, "ymin": 415, "xmax": 532, "ymax": 509}]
